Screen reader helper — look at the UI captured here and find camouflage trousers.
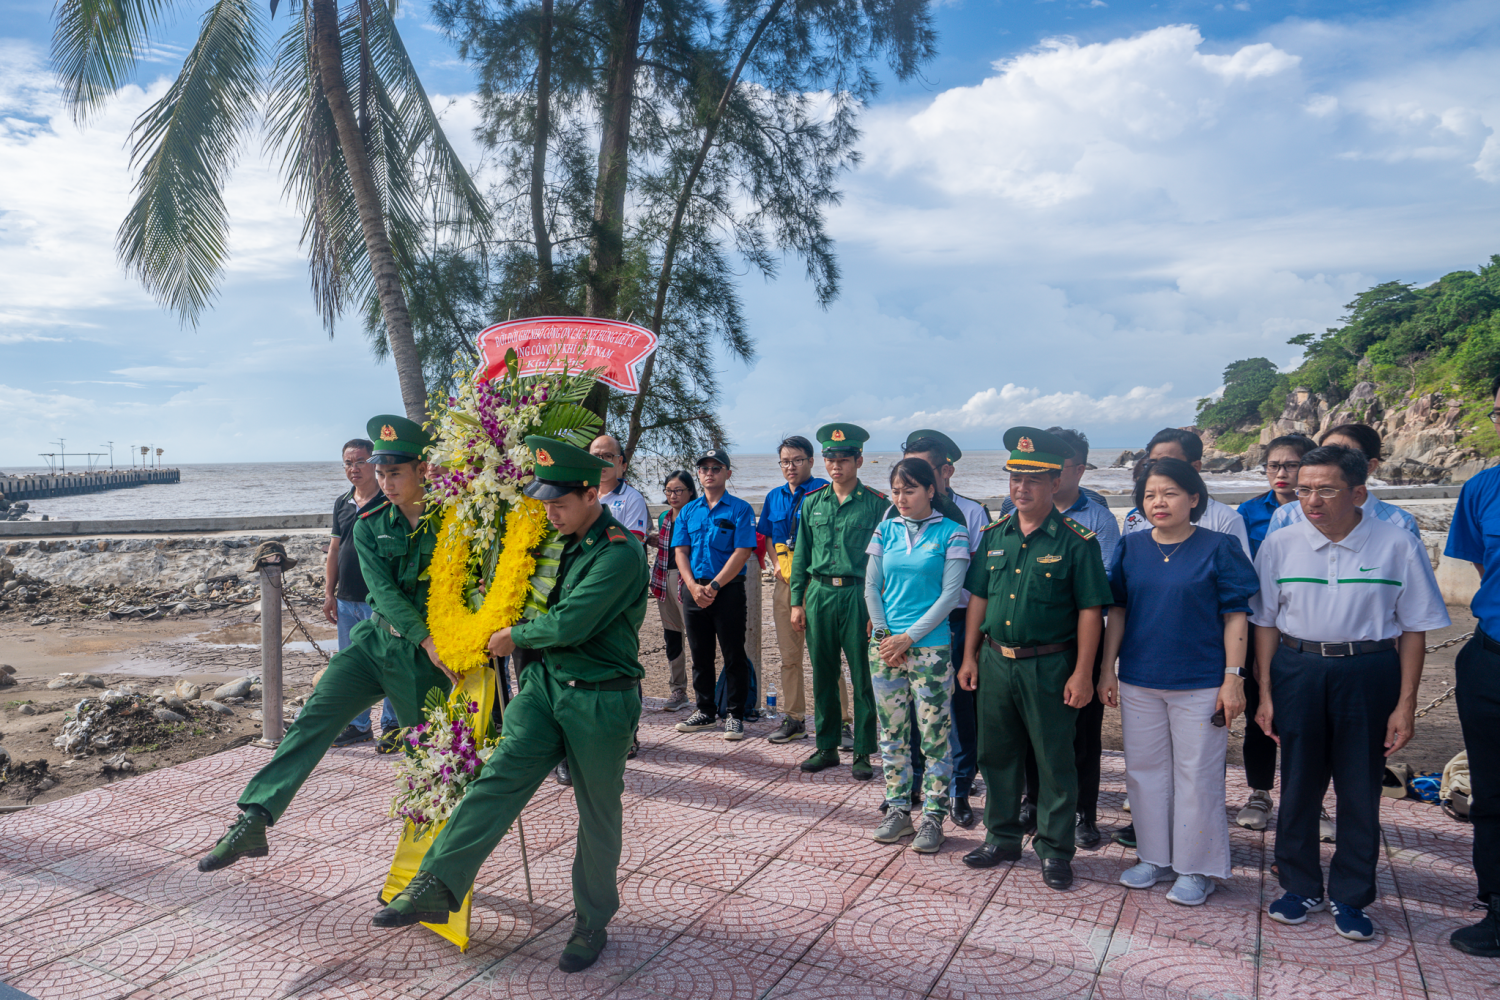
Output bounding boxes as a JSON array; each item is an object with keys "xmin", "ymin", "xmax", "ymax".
[{"xmin": 869, "ymin": 643, "xmax": 954, "ymax": 818}]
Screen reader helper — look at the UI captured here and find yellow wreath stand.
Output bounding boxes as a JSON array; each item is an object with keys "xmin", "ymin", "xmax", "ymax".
[{"xmin": 382, "ymin": 497, "xmax": 550, "ymax": 950}]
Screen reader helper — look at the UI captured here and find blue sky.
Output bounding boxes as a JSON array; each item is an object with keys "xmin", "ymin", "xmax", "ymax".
[{"xmin": 2, "ymin": 0, "xmax": 1498, "ymax": 467}]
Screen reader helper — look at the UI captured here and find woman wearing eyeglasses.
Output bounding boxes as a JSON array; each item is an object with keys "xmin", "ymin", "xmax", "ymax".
[
  {"xmin": 1232, "ymin": 434, "xmax": 1315, "ymax": 832},
  {"xmin": 1099, "ymin": 457, "xmax": 1259, "ymax": 906},
  {"xmin": 652, "ymin": 471, "xmax": 697, "ymax": 712}
]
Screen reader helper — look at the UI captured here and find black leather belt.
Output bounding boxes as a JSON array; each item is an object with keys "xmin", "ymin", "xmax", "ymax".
[
  {"xmin": 1280, "ymin": 635, "xmax": 1397, "ymax": 657},
  {"xmin": 812, "ymin": 574, "xmax": 862, "ymax": 587},
  {"xmin": 1480, "ymin": 628, "xmax": 1500, "ymax": 656},
  {"xmin": 563, "ymin": 676, "xmax": 640, "ymax": 691},
  {"xmin": 984, "ymin": 635, "xmax": 1076, "ymax": 660}
]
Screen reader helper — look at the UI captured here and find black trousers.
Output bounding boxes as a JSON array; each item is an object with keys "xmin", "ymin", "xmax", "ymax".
[
  {"xmin": 1242, "ymin": 667, "xmax": 1279, "ymax": 792},
  {"xmin": 1456, "ymin": 632, "xmax": 1500, "ymax": 904},
  {"xmin": 684, "ymin": 576, "xmax": 750, "ymax": 720},
  {"xmin": 1272, "ymin": 644, "xmax": 1400, "ymax": 909},
  {"xmin": 1024, "ymin": 645, "xmax": 1104, "ymax": 822}
]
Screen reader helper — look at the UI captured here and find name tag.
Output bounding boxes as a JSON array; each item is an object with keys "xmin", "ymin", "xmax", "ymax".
[{"xmin": 987, "ymin": 549, "xmax": 1004, "ymax": 556}]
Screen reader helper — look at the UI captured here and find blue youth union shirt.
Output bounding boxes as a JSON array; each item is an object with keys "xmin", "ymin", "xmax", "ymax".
[
  {"xmin": 1237, "ymin": 490, "xmax": 1283, "ymax": 559},
  {"xmin": 672, "ymin": 492, "xmax": 757, "ymax": 580},
  {"xmin": 758, "ymin": 477, "xmax": 829, "ymax": 545},
  {"xmin": 1446, "ymin": 465, "xmax": 1500, "ymax": 636}
]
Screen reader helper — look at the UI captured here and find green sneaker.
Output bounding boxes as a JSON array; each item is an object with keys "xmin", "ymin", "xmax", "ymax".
[
  {"xmin": 799, "ymin": 748, "xmax": 841, "ymax": 773},
  {"xmin": 197, "ymin": 808, "xmax": 269, "ymax": 872},
  {"xmin": 850, "ymin": 754, "xmax": 874, "ymax": 781},
  {"xmin": 371, "ymin": 870, "xmax": 460, "ymax": 928},
  {"xmin": 559, "ymin": 925, "xmax": 608, "ymax": 973}
]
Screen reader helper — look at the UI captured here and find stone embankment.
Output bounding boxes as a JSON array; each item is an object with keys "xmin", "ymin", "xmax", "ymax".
[{"xmin": 1, "ymin": 533, "xmax": 328, "ymax": 595}]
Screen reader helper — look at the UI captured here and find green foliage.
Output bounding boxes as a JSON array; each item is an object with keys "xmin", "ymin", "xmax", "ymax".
[
  {"xmin": 423, "ymin": 686, "xmax": 447, "ymax": 715},
  {"xmin": 1213, "ymin": 430, "xmax": 1260, "ymax": 454},
  {"xmin": 1195, "ymin": 358, "xmax": 1280, "ymax": 431}
]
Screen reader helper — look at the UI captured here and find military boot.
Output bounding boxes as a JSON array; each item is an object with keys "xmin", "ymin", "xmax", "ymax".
[
  {"xmin": 371, "ymin": 870, "xmax": 460, "ymax": 928},
  {"xmin": 197, "ymin": 808, "xmax": 269, "ymax": 872},
  {"xmin": 559, "ymin": 925, "xmax": 608, "ymax": 973}
]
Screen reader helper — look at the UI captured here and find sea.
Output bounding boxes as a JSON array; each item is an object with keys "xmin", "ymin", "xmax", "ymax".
[{"xmin": 7, "ymin": 450, "xmax": 1274, "ymax": 520}]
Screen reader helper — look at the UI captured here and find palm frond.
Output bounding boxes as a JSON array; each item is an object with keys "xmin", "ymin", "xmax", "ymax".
[
  {"xmin": 52, "ymin": 0, "xmax": 182, "ymax": 123},
  {"xmin": 536, "ymin": 401, "xmax": 602, "ymax": 444},
  {"xmin": 116, "ymin": 0, "xmax": 265, "ymax": 324}
]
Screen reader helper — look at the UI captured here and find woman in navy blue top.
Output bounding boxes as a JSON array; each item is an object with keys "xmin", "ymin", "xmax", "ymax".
[{"xmin": 1099, "ymin": 457, "xmax": 1259, "ymax": 907}]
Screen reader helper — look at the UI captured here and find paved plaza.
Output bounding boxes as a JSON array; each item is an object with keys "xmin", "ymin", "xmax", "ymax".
[{"xmin": 0, "ymin": 704, "xmax": 1494, "ymax": 999}]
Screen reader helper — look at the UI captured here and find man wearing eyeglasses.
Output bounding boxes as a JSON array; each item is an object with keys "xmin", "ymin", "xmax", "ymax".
[
  {"xmin": 758, "ymin": 435, "xmax": 833, "ymax": 744},
  {"xmin": 1250, "ymin": 445, "xmax": 1448, "ymax": 943},
  {"xmin": 1441, "ymin": 375, "xmax": 1500, "ymax": 958},
  {"xmin": 590, "ymin": 434, "xmax": 650, "ymax": 542},
  {"xmin": 324, "ymin": 437, "xmax": 399, "ymax": 750}
]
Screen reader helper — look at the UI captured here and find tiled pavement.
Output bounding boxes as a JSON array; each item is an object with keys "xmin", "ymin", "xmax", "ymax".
[{"xmin": 1, "ymin": 706, "xmax": 1494, "ymax": 1000}]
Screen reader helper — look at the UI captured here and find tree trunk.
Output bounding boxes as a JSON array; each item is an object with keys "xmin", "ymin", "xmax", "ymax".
[
  {"xmin": 530, "ymin": 0, "xmax": 555, "ymax": 310},
  {"xmin": 623, "ymin": 0, "xmax": 786, "ymax": 460},
  {"xmin": 311, "ymin": 0, "xmax": 428, "ymax": 420}
]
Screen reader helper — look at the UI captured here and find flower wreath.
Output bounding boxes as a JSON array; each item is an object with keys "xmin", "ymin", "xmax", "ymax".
[{"xmin": 426, "ymin": 498, "xmax": 551, "ymax": 674}]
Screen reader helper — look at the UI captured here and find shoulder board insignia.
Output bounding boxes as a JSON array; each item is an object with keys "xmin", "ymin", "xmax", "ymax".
[
  {"xmin": 867, "ymin": 487, "xmax": 888, "ymax": 500},
  {"xmin": 1063, "ymin": 516, "xmax": 1096, "ymax": 540},
  {"xmin": 606, "ymin": 525, "xmax": 630, "ymax": 544},
  {"xmin": 805, "ymin": 483, "xmax": 830, "ymax": 496},
  {"xmin": 358, "ymin": 499, "xmax": 392, "ymax": 519},
  {"xmin": 986, "ymin": 512, "xmax": 1013, "ymax": 528}
]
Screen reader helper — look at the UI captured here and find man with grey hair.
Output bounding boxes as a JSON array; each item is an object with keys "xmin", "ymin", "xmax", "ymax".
[{"xmin": 591, "ymin": 434, "xmax": 650, "ymax": 541}]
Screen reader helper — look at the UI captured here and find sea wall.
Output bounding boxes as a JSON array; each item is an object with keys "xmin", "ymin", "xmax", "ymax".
[{"xmin": 1, "ymin": 535, "xmax": 328, "ymax": 592}]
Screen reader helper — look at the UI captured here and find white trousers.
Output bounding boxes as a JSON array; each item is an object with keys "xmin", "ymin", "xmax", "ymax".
[{"xmin": 1120, "ymin": 681, "xmax": 1231, "ymax": 879}]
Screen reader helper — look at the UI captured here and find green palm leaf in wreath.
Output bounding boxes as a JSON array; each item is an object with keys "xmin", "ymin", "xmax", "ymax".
[
  {"xmin": 522, "ymin": 526, "xmax": 566, "ymax": 620},
  {"xmin": 537, "ymin": 402, "xmax": 603, "ymax": 446}
]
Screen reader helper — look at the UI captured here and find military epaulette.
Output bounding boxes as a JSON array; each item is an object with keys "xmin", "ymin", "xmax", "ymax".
[
  {"xmin": 606, "ymin": 524, "xmax": 631, "ymax": 544},
  {"xmin": 865, "ymin": 487, "xmax": 888, "ymax": 500},
  {"xmin": 985, "ymin": 511, "xmax": 1013, "ymax": 527},
  {"xmin": 1063, "ymin": 516, "xmax": 1096, "ymax": 540},
  {"xmin": 804, "ymin": 483, "xmax": 830, "ymax": 496},
  {"xmin": 358, "ymin": 499, "xmax": 392, "ymax": 519}
]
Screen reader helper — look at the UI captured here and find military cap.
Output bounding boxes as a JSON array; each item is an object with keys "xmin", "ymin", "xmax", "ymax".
[
  {"xmin": 366, "ymin": 414, "xmax": 431, "ymax": 465},
  {"xmin": 1003, "ymin": 426, "xmax": 1070, "ymax": 473},
  {"xmin": 816, "ymin": 422, "xmax": 869, "ymax": 454},
  {"xmin": 696, "ymin": 448, "xmax": 732, "ymax": 469},
  {"xmin": 523, "ymin": 435, "xmax": 613, "ymax": 499},
  {"xmin": 901, "ymin": 429, "xmax": 962, "ymax": 464}
]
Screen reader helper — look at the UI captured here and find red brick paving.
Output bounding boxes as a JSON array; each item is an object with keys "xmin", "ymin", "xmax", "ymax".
[{"xmin": 0, "ymin": 705, "xmax": 1489, "ymax": 999}]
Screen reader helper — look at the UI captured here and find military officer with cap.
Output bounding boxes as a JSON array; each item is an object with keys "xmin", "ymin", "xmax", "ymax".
[
  {"xmin": 958, "ymin": 426, "xmax": 1112, "ymax": 890},
  {"xmin": 374, "ymin": 435, "xmax": 647, "ymax": 975},
  {"xmin": 790, "ymin": 422, "xmax": 887, "ymax": 780},
  {"xmin": 199, "ymin": 414, "xmax": 455, "ymax": 873}
]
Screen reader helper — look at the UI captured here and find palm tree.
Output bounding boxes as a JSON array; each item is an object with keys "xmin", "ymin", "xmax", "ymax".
[{"xmin": 52, "ymin": 0, "xmax": 489, "ymax": 420}]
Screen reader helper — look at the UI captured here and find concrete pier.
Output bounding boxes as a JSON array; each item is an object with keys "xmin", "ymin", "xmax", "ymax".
[{"xmin": 0, "ymin": 467, "xmax": 180, "ymax": 502}]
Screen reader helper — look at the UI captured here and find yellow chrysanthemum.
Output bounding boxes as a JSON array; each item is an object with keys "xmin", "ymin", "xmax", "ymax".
[{"xmin": 426, "ymin": 499, "xmax": 550, "ymax": 674}]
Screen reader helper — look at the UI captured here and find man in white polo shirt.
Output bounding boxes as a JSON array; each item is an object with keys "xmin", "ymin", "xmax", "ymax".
[
  {"xmin": 591, "ymin": 434, "xmax": 650, "ymax": 541},
  {"xmin": 1251, "ymin": 445, "xmax": 1449, "ymax": 943}
]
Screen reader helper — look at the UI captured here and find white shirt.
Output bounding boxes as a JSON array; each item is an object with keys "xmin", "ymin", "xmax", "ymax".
[
  {"xmin": 600, "ymin": 481, "xmax": 650, "ymax": 540},
  {"xmin": 950, "ymin": 490, "xmax": 989, "ymax": 608},
  {"xmin": 1265, "ymin": 491, "xmax": 1421, "ymax": 540},
  {"xmin": 1124, "ymin": 497, "xmax": 1251, "ymax": 558},
  {"xmin": 1249, "ymin": 512, "xmax": 1450, "ymax": 642}
]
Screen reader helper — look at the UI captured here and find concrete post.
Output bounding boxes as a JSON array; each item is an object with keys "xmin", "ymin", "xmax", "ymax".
[{"xmin": 258, "ymin": 564, "xmax": 284, "ymax": 746}]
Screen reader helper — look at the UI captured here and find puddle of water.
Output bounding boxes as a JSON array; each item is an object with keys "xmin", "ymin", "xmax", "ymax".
[{"xmin": 196, "ymin": 624, "xmax": 336, "ymax": 645}]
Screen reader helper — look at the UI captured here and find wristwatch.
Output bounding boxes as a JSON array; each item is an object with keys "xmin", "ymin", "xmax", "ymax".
[
  {"xmin": 1224, "ymin": 667, "xmax": 1246, "ymax": 677},
  {"xmin": 709, "ymin": 579, "xmax": 721, "ymax": 592},
  {"xmin": 872, "ymin": 628, "xmax": 892, "ymax": 641}
]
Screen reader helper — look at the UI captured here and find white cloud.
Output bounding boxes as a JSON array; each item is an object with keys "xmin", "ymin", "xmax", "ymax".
[{"xmin": 870, "ymin": 383, "xmax": 1188, "ymax": 434}]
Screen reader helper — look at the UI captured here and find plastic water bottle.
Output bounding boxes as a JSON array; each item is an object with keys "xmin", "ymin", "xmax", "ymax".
[{"xmin": 765, "ymin": 681, "xmax": 777, "ymax": 720}]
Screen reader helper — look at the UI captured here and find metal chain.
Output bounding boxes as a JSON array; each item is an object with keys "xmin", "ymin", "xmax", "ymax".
[
  {"xmin": 1413, "ymin": 631, "xmax": 1474, "ymax": 718},
  {"xmin": 280, "ymin": 586, "xmax": 332, "ymax": 664}
]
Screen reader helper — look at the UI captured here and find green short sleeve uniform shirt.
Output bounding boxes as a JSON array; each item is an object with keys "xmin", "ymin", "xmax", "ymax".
[
  {"xmin": 788, "ymin": 481, "xmax": 888, "ymax": 606},
  {"xmin": 964, "ymin": 507, "xmax": 1114, "ymax": 647},
  {"xmin": 352, "ymin": 500, "xmax": 439, "ymax": 645}
]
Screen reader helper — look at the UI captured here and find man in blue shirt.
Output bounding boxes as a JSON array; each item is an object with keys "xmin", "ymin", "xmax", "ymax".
[
  {"xmin": 672, "ymin": 449, "xmax": 759, "ymax": 741},
  {"xmin": 1442, "ymin": 375, "xmax": 1500, "ymax": 958},
  {"xmin": 758, "ymin": 434, "xmax": 831, "ymax": 744}
]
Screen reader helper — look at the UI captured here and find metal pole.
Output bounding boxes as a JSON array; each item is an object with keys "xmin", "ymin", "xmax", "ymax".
[
  {"xmin": 258, "ymin": 564, "xmax": 284, "ymax": 746},
  {"xmin": 747, "ymin": 560, "xmax": 763, "ymax": 714}
]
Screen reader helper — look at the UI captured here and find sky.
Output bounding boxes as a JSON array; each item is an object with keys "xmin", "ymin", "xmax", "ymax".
[{"xmin": 2, "ymin": 0, "xmax": 1498, "ymax": 467}]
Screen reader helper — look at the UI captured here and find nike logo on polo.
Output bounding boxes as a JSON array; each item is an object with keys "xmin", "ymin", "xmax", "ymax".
[{"xmin": 1359, "ymin": 566, "xmax": 1377, "ymax": 572}]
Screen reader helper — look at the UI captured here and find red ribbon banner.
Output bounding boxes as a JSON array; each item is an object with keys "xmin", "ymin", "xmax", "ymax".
[{"xmin": 475, "ymin": 317, "xmax": 659, "ymax": 394}]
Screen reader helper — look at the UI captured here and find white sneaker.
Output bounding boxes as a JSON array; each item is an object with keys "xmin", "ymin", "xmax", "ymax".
[
  {"xmin": 1236, "ymin": 790, "xmax": 1273, "ymax": 831},
  {"xmin": 1166, "ymin": 874, "xmax": 1216, "ymax": 906},
  {"xmin": 1319, "ymin": 808, "xmax": 1336, "ymax": 844},
  {"xmin": 1119, "ymin": 861, "xmax": 1176, "ymax": 889},
  {"xmin": 1122, "ymin": 797, "xmax": 1131, "ymax": 813}
]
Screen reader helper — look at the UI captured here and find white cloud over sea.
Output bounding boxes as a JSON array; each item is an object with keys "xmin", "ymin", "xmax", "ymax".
[{"xmin": 3, "ymin": 1, "xmax": 1500, "ymax": 465}]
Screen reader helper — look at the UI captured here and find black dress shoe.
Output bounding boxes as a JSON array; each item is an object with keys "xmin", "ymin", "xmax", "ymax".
[
  {"xmin": 1019, "ymin": 799, "xmax": 1038, "ymax": 837},
  {"xmin": 627, "ymin": 739, "xmax": 639, "ymax": 760},
  {"xmin": 1042, "ymin": 857, "xmax": 1073, "ymax": 890},
  {"xmin": 554, "ymin": 759, "xmax": 572, "ymax": 787},
  {"xmin": 962, "ymin": 842, "xmax": 1022, "ymax": 869},
  {"xmin": 1075, "ymin": 814, "xmax": 1101, "ymax": 848},
  {"xmin": 952, "ymin": 797, "xmax": 976, "ymax": 829}
]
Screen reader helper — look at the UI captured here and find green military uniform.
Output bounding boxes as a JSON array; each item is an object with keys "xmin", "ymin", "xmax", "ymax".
[
  {"xmin": 411, "ymin": 436, "xmax": 647, "ymax": 935},
  {"xmin": 789, "ymin": 423, "xmax": 887, "ymax": 757},
  {"xmin": 238, "ymin": 414, "xmax": 450, "ymax": 822},
  {"xmin": 963, "ymin": 427, "xmax": 1113, "ymax": 860}
]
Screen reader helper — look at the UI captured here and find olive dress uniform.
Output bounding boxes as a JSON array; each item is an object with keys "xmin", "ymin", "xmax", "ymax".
[
  {"xmin": 964, "ymin": 429, "xmax": 1112, "ymax": 863},
  {"xmin": 236, "ymin": 416, "xmax": 451, "ymax": 824},
  {"xmin": 391, "ymin": 437, "xmax": 647, "ymax": 942},
  {"xmin": 789, "ymin": 424, "xmax": 887, "ymax": 758}
]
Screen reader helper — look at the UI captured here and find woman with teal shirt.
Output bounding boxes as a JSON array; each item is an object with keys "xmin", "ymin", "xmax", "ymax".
[{"xmin": 864, "ymin": 458, "xmax": 970, "ymax": 854}]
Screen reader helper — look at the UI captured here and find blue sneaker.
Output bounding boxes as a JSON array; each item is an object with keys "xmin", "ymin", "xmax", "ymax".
[
  {"xmin": 1268, "ymin": 892, "xmax": 1326, "ymax": 925},
  {"xmin": 1329, "ymin": 900, "xmax": 1375, "ymax": 941}
]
